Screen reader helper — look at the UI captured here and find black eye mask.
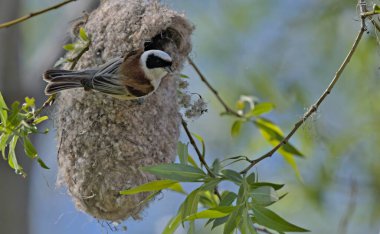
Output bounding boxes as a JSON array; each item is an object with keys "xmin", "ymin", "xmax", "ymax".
[{"xmin": 146, "ymin": 54, "xmax": 172, "ymax": 69}]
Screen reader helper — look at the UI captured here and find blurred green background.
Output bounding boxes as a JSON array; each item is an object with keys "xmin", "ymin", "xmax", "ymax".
[{"xmin": 0, "ymin": 0, "xmax": 379, "ymax": 233}]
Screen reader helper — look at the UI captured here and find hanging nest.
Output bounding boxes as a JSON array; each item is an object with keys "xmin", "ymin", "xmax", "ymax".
[{"xmin": 54, "ymin": 0, "xmax": 193, "ymax": 221}]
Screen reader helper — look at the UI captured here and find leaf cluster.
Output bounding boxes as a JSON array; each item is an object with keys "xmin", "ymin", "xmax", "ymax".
[
  {"xmin": 120, "ymin": 141, "xmax": 308, "ymax": 234},
  {"xmin": 0, "ymin": 92, "xmax": 49, "ymax": 176}
]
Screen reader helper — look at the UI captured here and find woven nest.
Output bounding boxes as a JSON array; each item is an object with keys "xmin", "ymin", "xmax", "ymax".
[{"xmin": 54, "ymin": 0, "xmax": 193, "ymax": 221}]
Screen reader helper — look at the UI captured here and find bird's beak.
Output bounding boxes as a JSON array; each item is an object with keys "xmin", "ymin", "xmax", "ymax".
[{"xmin": 165, "ymin": 66, "xmax": 174, "ymax": 73}]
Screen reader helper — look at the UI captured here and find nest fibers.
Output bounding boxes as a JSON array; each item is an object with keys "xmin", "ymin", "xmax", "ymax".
[{"xmin": 54, "ymin": 0, "xmax": 193, "ymax": 221}]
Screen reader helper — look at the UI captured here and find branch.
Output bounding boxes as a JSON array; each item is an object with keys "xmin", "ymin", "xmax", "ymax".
[
  {"xmin": 240, "ymin": 12, "xmax": 367, "ymax": 175},
  {"xmin": 181, "ymin": 117, "xmax": 214, "ymax": 176},
  {"xmin": 0, "ymin": 0, "xmax": 76, "ymax": 29},
  {"xmin": 187, "ymin": 57, "xmax": 242, "ymax": 118}
]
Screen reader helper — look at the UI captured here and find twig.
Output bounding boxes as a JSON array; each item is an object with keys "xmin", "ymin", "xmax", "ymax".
[
  {"xmin": 181, "ymin": 117, "xmax": 214, "ymax": 176},
  {"xmin": 187, "ymin": 57, "xmax": 242, "ymax": 118},
  {"xmin": 0, "ymin": 0, "xmax": 76, "ymax": 29},
  {"xmin": 181, "ymin": 117, "xmax": 221, "ymax": 200},
  {"xmin": 69, "ymin": 40, "xmax": 91, "ymax": 70},
  {"xmin": 240, "ymin": 7, "xmax": 367, "ymax": 174}
]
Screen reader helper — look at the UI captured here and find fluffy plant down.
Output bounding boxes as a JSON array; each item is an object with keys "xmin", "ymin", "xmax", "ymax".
[{"xmin": 54, "ymin": 0, "xmax": 193, "ymax": 221}]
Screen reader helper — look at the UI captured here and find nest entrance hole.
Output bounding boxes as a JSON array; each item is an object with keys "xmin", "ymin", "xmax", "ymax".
[{"xmin": 144, "ymin": 28, "xmax": 183, "ymax": 52}]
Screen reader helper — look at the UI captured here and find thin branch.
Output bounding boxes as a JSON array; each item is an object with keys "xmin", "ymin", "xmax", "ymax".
[
  {"xmin": 0, "ymin": 0, "xmax": 76, "ymax": 29},
  {"xmin": 181, "ymin": 117, "xmax": 214, "ymax": 176},
  {"xmin": 240, "ymin": 14, "xmax": 367, "ymax": 175},
  {"xmin": 181, "ymin": 117, "xmax": 221, "ymax": 200},
  {"xmin": 187, "ymin": 57, "xmax": 242, "ymax": 118},
  {"xmin": 69, "ymin": 40, "xmax": 91, "ymax": 70}
]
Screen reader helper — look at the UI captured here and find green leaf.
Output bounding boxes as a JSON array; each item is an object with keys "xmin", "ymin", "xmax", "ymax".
[
  {"xmin": 177, "ymin": 141, "xmax": 188, "ymax": 165},
  {"xmin": 37, "ymin": 157, "xmax": 50, "ymax": 169},
  {"xmin": 54, "ymin": 57, "xmax": 68, "ymax": 68},
  {"xmin": 255, "ymin": 118, "xmax": 303, "ymax": 157},
  {"xmin": 246, "ymin": 172, "xmax": 256, "ymax": 185},
  {"xmin": 23, "ymin": 136, "xmax": 38, "ymax": 159},
  {"xmin": 250, "ymin": 182, "xmax": 284, "ymax": 191},
  {"xmin": 221, "ymin": 169, "xmax": 243, "ymax": 184},
  {"xmin": 231, "ymin": 120, "xmax": 244, "ymax": 137},
  {"xmin": 168, "ymin": 182, "xmax": 187, "ymax": 195},
  {"xmin": 120, "ymin": 180, "xmax": 179, "ymax": 195},
  {"xmin": 251, "ymin": 186, "xmax": 279, "ymax": 207},
  {"xmin": 240, "ymin": 208, "xmax": 258, "ymax": 234},
  {"xmin": 220, "ymin": 191, "xmax": 237, "ymax": 206},
  {"xmin": 199, "ymin": 190, "xmax": 219, "ymax": 208},
  {"xmin": 212, "ymin": 216, "xmax": 229, "ymax": 230},
  {"xmin": 79, "ymin": 27, "xmax": 89, "ymax": 41},
  {"xmin": 142, "ymin": 163, "xmax": 207, "ymax": 182},
  {"xmin": 0, "ymin": 133, "xmax": 10, "ymax": 160},
  {"xmin": 33, "ymin": 116, "xmax": 48, "ymax": 125},
  {"xmin": 180, "ymin": 74, "xmax": 189, "ymax": 79},
  {"xmin": 8, "ymin": 135, "xmax": 23, "ymax": 175},
  {"xmin": 252, "ymin": 205, "xmax": 309, "ymax": 232},
  {"xmin": 187, "ymin": 154, "xmax": 200, "ymax": 169},
  {"xmin": 63, "ymin": 43, "xmax": 75, "ymax": 51},
  {"xmin": 0, "ymin": 92, "xmax": 8, "ymax": 124},
  {"xmin": 185, "ymin": 206, "xmax": 235, "ymax": 221},
  {"xmin": 200, "ymin": 178, "xmax": 223, "ymax": 191},
  {"xmin": 181, "ymin": 189, "xmax": 201, "ymax": 223},
  {"xmin": 191, "ymin": 132, "xmax": 206, "ymax": 159},
  {"xmin": 246, "ymin": 102, "xmax": 274, "ymax": 117},
  {"xmin": 223, "ymin": 205, "xmax": 244, "ymax": 234},
  {"xmin": 211, "ymin": 159, "xmax": 221, "ymax": 174},
  {"xmin": 162, "ymin": 213, "xmax": 182, "ymax": 234},
  {"xmin": 8, "ymin": 101, "xmax": 21, "ymax": 126},
  {"xmin": 374, "ymin": 4, "xmax": 380, "ymax": 13}
]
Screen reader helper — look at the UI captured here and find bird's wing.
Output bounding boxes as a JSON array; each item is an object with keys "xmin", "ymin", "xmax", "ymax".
[{"xmin": 95, "ymin": 57, "xmax": 124, "ymax": 76}]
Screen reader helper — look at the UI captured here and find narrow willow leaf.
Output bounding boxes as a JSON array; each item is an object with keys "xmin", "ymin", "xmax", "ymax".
[
  {"xmin": 37, "ymin": 158, "xmax": 50, "ymax": 169},
  {"xmin": 240, "ymin": 208, "xmax": 258, "ymax": 234},
  {"xmin": 221, "ymin": 169, "xmax": 243, "ymax": 184},
  {"xmin": 177, "ymin": 141, "xmax": 188, "ymax": 165},
  {"xmin": 79, "ymin": 27, "xmax": 89, "ymax": 41},
  {"xmin": 185, "ymin": 206, "xmax": 235, "ymax": 221},
  {"xmin": 191, "ymin": 132, "xmax": 206, "ymax": 158},
  {"xmin": 223, "ymin": 205, "xmax": 244, "ymax": 234},
  {"xmin": 212, "ymin": 215, "xmax": 229, "ymax": 230},
  {"xmin": 246, "ymin": 102, "xmax": 274, "ymax": 117},
  {"xmin": 180, "ymin": 74, "xmax": 189, "ymax": 79},
  {"xmin": 23, "ymin": 136, "xmax": 38, "ymax": 159},
  {"xmin": 220, "ymin": 191, "xmax": 237, "ymax": 206},
  {"xmin": 187, "ymin": 154, "xmax": 200, "ymax": 169},
  {"xmin": 63, "ymin": 43, "xmax": 75, "ymax": 51},
  {"xmin": 200, "ymin": 178, "xmax": 222, "ymax": 191},
  {"xmin": 246, "ymin": 172, "xmax": 256, "ymax": 185},
  {"xmin": 199, "ymin": 190, "xmax": 219, "ymax": 208},
  {"xmin": 168, "ymin": 182, "xmax": 187, "ymax": 195},
  {"xmin": 162, "ymin": 213, "xmax": 182, "ymax": 234},
  {"xmin": 251, "ymin": 186, "xmax": 279, "ymax": 207},
  {"xmin": 231, "ymin": 120, "xmax": 244, "ymax": 137},
  {"xmin": 252, "ymin": 205, "xmax": 309, "ymax": 232},
  {"xmin": 120, "ymin": 180, "xmax": 178, "ymax": 195},
  {"xmin": 255, "ymin": 118, "xmax": 303, "ymax": 157},
  {"xmin": 0, "ymin": 92, "xmax": 8, "ymax": 124},
  {"xmin": 8, "ymin": 135, "xmax": 22, "ymax": 173},
  {"xmin": 181, "ymin": 189, "xmax": 201, "ymax": 223},
  {"xmin": 250, "ymin": 182, "xmax": 284, "ymax": 191},
  {"xmin": 142, "ymin": 163, "xmax": 207, "ymax": 182},
  {"xmin": 8, "ymin": 101, "xmax": 21, "ymax": 126},
  {"xmin": 54, "ymin": 57, "xmax": 68, "ymax": 68},
  {"xmin": 33, "ymin": 116, "xmax": 48, "ymax": 125},
  {"xmin": 0, "ymin": 133, "xmax": 10, "ymax": 160},
  {"xmin": 211, "ymin": 159, "xmax": 221, "ymax": 174}
]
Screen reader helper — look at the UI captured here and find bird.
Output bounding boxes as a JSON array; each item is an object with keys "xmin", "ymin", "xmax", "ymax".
[{"xmin": 43, "ymin": 49, "xmax": 173, "ymax": 100}]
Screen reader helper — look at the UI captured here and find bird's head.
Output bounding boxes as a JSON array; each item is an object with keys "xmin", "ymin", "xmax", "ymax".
[{"xmin": 140, "ymin": 50, "xmax": 173, "ymax": 88}]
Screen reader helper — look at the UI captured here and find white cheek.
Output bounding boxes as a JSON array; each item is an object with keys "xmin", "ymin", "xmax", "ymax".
[{"xmin": 145, "ymin": 68, "xmax": 168, "ymax": 89}]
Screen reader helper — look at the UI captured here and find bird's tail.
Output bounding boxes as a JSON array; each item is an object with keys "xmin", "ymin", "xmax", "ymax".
[{"xmin": 43, "ymin": 69, "xmax": 95, "ymax": 95}]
